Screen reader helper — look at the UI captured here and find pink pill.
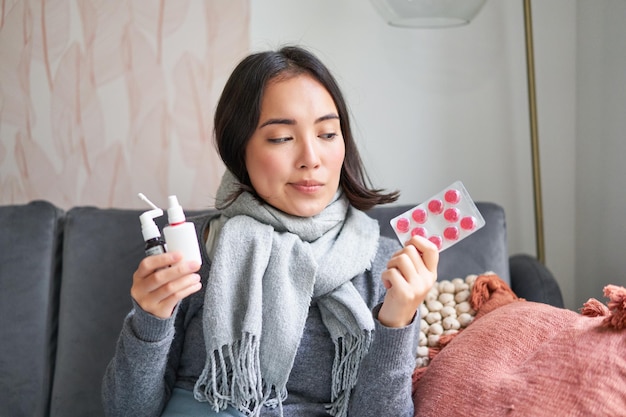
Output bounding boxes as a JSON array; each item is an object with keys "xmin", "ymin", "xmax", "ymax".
[
  {"xmin": 460, "ymin": 216, "xmax": 477, "ymax": 231},
  {"xmin": 443, "ymin": 207, "xmax": 460, "ymax": 223},
  {"xmin": 445, "ymin": 189, "xmax": 461, "ymax": 204},
  {"xmin": 428, "ymin": 235, "xmax": 443, "ymax": 250},
  {"xmin": 411, "ymin": 208, "xmax": 428, "ymax": 224},
  {"xmin": 443, "ymin": 226, "xmax": 460, "ymax": 241},
  {"xmin": 396, "ymin": 217, "xmax": 410, "ymax": 233},
  {"xmin": 428, "ymin": 199, "xmax": 444, "ymax": 215},
  {"xmin": 411, "ymin": 227, "xmax": 427, "ymax": 238}
]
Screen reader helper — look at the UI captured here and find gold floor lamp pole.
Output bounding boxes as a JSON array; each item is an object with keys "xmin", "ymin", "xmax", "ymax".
[{"xmin": 523, "ymin": 0, "xmax": 545, "ymax": 264}]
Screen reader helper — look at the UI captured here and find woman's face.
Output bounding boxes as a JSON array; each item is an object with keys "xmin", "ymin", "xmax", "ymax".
[{"xmin": 245, "ymin": 74, "xmax": 345, "ymax": 217}]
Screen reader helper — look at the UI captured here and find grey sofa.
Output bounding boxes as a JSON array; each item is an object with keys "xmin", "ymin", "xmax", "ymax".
[{"xmin": 0, "ymin": 200, "xmax": 563, "ymax": 417}]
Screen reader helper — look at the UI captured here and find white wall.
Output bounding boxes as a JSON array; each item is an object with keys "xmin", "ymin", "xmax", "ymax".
[
  {"xmin": 250, "ymin": 0, "xmax": 579, "ymax": 308},
  {"xmin": 575, "ymin": 1, "xmax": 626, "ymax": 308}
]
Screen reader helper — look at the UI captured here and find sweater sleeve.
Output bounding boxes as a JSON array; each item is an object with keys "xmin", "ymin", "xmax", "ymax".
[
  {"xmin": 101, "ymin": 300, "xmax": 184, "ymax": 417},
  {"xmin": 347, "ymin": 236, "xmax": 418, "ymax": 417},
  {"xmin": 348, "ymin": 306, "xmax": 418, "ymax": 417}
]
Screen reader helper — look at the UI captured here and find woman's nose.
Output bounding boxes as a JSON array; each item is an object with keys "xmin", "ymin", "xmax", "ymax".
[{"xmin": 298, "ymin": 137, "xmax": 321, "ymax": 169}]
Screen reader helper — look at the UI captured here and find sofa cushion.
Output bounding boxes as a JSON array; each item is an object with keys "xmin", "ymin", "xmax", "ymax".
[
  {"xmin": 369, "ymin": 202, "xmax": 509, "ymax": 284},
  {"xmin": 50, "ymin": 207, "xmax": 150, "ymax": 417},
  {"xmin": 0, "ymin": 201, "xmax": 64, "ymax": 417},
  {"xmin": 49, "ymin": 206, "xmax": 211, "ymax": 417}
]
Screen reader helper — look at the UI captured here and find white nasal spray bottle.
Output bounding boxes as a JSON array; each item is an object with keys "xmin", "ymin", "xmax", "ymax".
[{"xmin": 162, "ymin": 195, "xmax": 202, "ymax": 265}]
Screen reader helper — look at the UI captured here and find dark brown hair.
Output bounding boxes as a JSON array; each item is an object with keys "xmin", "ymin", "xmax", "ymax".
[{"xmin": 214, "ymin": 45, "xmax": 399, "ymax": 211}]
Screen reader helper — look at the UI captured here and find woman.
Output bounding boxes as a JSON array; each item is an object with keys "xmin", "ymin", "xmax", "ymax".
[{"xmin": 102, "ymin": 45, "xmax": 438, "ymax": 417}]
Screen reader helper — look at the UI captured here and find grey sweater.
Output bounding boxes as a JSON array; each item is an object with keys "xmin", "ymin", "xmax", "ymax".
[{"xmin": 102, "ymin": 214, "xmax": 418, "ymax": 417}]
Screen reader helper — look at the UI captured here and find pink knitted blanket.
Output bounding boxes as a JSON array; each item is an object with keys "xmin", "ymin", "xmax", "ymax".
[{"xmin": 412, "ymin": 274, "xmax": 626, "ymax": 417}]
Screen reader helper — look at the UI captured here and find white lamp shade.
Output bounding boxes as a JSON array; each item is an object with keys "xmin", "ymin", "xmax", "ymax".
[{"xmin": 370, "ymin": 0, "xmax": 487, "ymax": 28}]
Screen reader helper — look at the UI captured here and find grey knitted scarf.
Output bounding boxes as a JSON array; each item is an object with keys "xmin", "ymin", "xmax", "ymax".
[{"xmin": 193, "ymin": 171, "xmax": 380, "ymax": 417}]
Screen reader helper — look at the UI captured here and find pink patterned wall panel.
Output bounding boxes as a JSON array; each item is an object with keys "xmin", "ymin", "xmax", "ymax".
[{"xmin": 0, "ymin": 0, "xmax": 249, "ymax": 210}]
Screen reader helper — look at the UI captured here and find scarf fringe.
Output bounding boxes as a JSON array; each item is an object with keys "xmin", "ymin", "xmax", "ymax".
[
  {"xmin": 326, "ymin": 331, "xmax": 373, "ymax": 417},
  {"xmin": 194, "ymin": 333, "xmax": 284, "ymax": 416}
]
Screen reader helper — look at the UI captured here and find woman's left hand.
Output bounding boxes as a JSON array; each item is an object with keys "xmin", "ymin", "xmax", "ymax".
[{"xmin": 378, "ymin": 235, "xmax": 439, "ymax": 328}]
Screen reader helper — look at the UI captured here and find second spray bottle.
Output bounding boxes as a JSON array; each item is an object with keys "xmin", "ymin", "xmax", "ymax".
[{"xmin": 138, "ymin": 193, "xmax": 202, "ymax": 265}]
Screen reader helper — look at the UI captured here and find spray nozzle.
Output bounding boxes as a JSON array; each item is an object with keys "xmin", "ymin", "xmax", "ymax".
[
  {"xmin": 139, "ymin": 208, "xmax": 164, "ymax": 224},
  {"xmin": 137, "ymin": 193, "xmax": 164, "ymax": 240},
  {"xmin": 138, "ymin": 193, "xmax": 160, "ymax": 210},
  {"xmin": 166, "ymin": 195, "xmax": 186, "ymax": 225}
]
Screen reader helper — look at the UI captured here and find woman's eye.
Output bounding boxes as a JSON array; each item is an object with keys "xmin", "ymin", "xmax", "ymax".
[
  {"xmin": 320, "ymin": 133, "xmax": 337, "ymax": 140},
  {"xmin": 268, "ymin": 137, "xmax": 292, "ymax": 144}
]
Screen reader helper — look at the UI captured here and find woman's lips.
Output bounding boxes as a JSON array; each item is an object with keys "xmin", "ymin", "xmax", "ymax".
[{"xmin": 290, "ymin": 181, "xmax": 323, "ymax": 193}]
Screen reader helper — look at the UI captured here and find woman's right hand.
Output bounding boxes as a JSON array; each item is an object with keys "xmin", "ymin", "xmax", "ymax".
[{"xmin": 130, "ymin": 252, "xmax": 202, "ymax": 319}]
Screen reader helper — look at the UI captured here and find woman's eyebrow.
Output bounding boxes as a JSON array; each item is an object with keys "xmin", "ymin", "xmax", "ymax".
[
  {"xmin": 316, "ymin": 113, "xmax": 339, "ymax": 123},
  {"xmin": 259, "ymin": 113, "xmax": 339, "ymax": 128},
  {"xmin": 259, "ymin": 118, "xmax": 295, "ymax": 128}
]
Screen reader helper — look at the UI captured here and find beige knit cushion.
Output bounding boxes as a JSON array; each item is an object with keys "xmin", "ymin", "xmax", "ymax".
[{"xmin": 416, "ymin": 274, "xmax": 481, "ymax": 367}]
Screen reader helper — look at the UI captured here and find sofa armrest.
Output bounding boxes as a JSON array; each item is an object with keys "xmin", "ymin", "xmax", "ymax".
[
  {"xmin": 0, "ymin": 201, "xmax": 64, "ymax": 417},
  {"xmin": 509, "ymin": 254, "xmax": 564, "ymax": 308}
]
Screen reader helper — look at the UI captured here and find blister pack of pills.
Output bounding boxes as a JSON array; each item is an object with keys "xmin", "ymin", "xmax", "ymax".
[{"xmin": 390, "ymin": 181, "xmax": 485, "ymax": 252}]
